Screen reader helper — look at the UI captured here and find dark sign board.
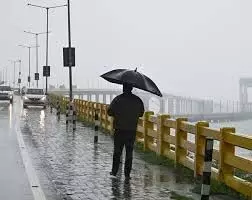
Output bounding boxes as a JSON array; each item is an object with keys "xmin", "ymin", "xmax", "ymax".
[
  {"xmin": 63, "ymin": 47, "xmax": 75, "ymax": 67},
  {"xmin": 43, "ymin": 66, "xmax": 50, "ymax": 77},
  {"xmin": 35, "ymin": 73, "xmax": 39, "ymax": 80}
]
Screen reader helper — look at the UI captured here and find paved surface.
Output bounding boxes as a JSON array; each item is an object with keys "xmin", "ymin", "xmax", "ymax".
[
  {"xmin": 19, "ymin": 99, "xmax": 200, "ymax": 200},
  {"xmin": 0, "ymin": 97, "xmax": 238, "ymax": 200},
  {"xmin": 0, "ymin": 101, "xmax": 33, "ymax": 200}
]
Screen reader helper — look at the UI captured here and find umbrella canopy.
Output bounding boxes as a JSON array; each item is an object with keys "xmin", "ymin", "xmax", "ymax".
[{"xmin": 100, "ymin": 68, "xmax": 162, "ymax": 97}]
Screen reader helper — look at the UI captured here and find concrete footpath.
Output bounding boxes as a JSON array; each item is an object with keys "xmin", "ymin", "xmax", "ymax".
[{"xmin": 0, "ymin": 103, "xmax": 34, "ymax": 200}]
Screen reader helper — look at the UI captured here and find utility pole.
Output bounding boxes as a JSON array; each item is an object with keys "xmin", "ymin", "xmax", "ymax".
[
  {"xmin": 18, "ymin": 45, "xmax": 37, "ymax": 88},
  {"xmin": 28, "ymin": 3, "xmax": 67, "ymax": 94},
  {"xmin": 8, "ymin": 60, "xmax": 19, "ymax": 88},
  {"xmin": 67, "ymin": 0, "xmax": 73, "ymax": 101},
  {"xmin": 24, "ymin": 30, "xmax": 49, "ymax": 88}
]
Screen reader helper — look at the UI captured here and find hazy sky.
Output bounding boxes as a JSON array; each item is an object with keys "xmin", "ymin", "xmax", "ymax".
[{"xmin": 0, "ymin": 0, "xmax": 251, "ymax": 101}]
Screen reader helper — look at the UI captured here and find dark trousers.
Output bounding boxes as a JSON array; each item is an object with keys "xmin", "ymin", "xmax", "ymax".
[{"xmin": 111, "ymin": 129, "xmax": 136, "ymax": 177}]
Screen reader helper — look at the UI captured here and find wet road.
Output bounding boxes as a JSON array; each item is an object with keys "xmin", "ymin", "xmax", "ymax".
[
  {"xmin": 0, "ymin": 101, "xmax": 33, "ymax": 200},
  {"xmin": 17, "ymin": 97, "xmax": 199, "ymax": 200}
]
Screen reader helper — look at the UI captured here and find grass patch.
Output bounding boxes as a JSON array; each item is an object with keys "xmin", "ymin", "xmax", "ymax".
[
  {"xmin": 134, "ymin": 142, "xmax": 249, "ymax": 200},
  {"xmin": 134, "ymin": 142, "xmax": 195, "ymax": 183},
  {"xmin": 170, "ymin": 191, "xmax": 194, "ymax": 200}
]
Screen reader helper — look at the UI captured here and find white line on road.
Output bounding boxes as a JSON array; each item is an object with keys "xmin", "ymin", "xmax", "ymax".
[{"xmin": 15, "ymin": 116, "xmax": 47, "ymax": 200}]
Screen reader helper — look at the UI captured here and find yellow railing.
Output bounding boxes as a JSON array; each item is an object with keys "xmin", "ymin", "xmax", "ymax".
[{"xmin": 50, "ymin": 95, "xmax": 252, "ymax": 198}]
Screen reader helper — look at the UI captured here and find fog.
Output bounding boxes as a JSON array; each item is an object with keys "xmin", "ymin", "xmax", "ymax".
[{"xmin": 0, "ymin": 0, "xmax": 251, "ymax": 101}]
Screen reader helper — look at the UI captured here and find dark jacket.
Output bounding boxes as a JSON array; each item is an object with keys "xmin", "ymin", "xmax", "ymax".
[{"xmin": 107, "ymin": 92, "xmax": 144, "ymax": 131}]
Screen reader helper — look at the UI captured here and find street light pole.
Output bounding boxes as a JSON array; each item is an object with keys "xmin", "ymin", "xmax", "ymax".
[
  {"xmin": 67, "ymin": 0, "xmax": 73, "ymax": 101},
  {"xmin": 13, "ymin": 62, "xmax": 15, "ymax": 88},
  {"xmin": 5, "ymin": 67, "xmax": 7, "ymax": 85},
  {"xmin": 36, "ymin": 34, "xmax": 38, "ymax": 87},
  {"xmin": 46, "ymin": 8, "xmax": 49, "ymax": 94},
  {"xmin": 28, "ymin": 47, "xmax": 31, "ymax": 87},
  {"xmin": 18, "ymin": 45, "xmax": 37, "ymax": 88},
  {"xmin": 24, "ymin": 30, "xmax": 49, "ymax": 88},
  {"xmin": 17, "ymin": 60, "xmax": 21, "ymax": 93},
  {"xmin": 27, "ymin": 3, "xmax": 67, "ymax": 95},
  {"xmin": 8, "ymin": 60, "xmax": 18, "ymax": 88}
]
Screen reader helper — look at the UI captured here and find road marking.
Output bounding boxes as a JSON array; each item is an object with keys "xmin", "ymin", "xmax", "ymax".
[{"xmin": 15, "ymin": 116, "xmax": 47, "ymax": 200}]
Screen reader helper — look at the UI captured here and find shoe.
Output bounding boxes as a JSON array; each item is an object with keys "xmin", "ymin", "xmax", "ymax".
[
  {"xmin": 110, "ymin": 172, "xmax": 117, "ymax": 178},
  {"xmin": 125, "ymin": 176, "xmax": 131, "ymax": 181}
]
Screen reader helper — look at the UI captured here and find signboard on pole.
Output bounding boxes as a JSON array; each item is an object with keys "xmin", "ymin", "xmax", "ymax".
[
  {"xmin": 43, "ymin": 66, "xmax": 50, "ymax": 77},
  {"xmin": 63, "ymin": 47, "xmax": 75, "ymax": 67},
  {"xmin": 35, "ymin": 73, "xmax": 39, "ymax": 80},
  {"xmin": 28, "ymin": 76, "xmax": 30, "ymax": 82}
]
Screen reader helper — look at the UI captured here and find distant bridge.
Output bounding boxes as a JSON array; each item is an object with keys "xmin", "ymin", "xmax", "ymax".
[{"xmin": 48, "ymin": 88, "xmax": 252, "ymax": 122}]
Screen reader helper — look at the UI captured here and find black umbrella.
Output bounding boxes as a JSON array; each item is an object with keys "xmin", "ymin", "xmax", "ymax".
[{"xmin": 100, "ymin": 68, "xmax": 162, "ymax": 97}]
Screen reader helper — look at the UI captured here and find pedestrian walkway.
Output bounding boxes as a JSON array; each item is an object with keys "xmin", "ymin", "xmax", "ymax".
[
  {"xmin": 0, "ymin": 103, "xmax": 33, "ymax": 200},
  {"xmin": 18, "ymin": 102, "xmax": 238, "ymax": 200},
  {"xmin": 20, "ymin": 105, "xmax": 201, "ymax": 200}
]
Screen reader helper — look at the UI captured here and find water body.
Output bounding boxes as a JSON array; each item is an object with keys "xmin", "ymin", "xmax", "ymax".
[
  {"xmin": 148, "ymin": 101, "xmax": 251, "ymax": 159},
  {"xmin": 211, "ymin": 120, "xmax": 252, "ymax": 159}
]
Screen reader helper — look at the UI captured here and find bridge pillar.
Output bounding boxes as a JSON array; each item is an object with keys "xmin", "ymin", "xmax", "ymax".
[
  {"xmin": 168, "ymin": 98, "xmax": 174, "ymax": 115},
  {"xmin": 95, "ymin": 94, "xmax": 99, "ymax": 103},
  {"xmin": 182, "ymin": 99, "xmax": 185, "ymax": 114},
  {"xmin": 201, "ymin": 100, "xmax": 205, "ymax": 114},
  {"xmin": 175, "ymin": 98, "xmax": 180, "ymax": 115},
  {"xmin": 186, "ymin": 98, "xmax": 190, "ymax": 114},
  {"xmin": 207, "ymin": 100, "xmax": 214, "ymax": 114},
  {"xmin": 159, "ymin": 98, "xmax": 166, "ymax": 114},
  {"xmin": 87, "ymin": 94, "xmax": 91, "ymax": 101},
  {"xmin": 240, "ymin": 79, "xmax": 250, "ymax": 112},
  {"xmin": 189, "ymin": 99, "xmax": 193, "ymax": 114},
  {"xmin": 109, "ymin": 94, "xmax": 113, "ymax": 103},
  {"xmin": 167, "ymin": 97, "xmax": 174, "ymax": 115},
  {"xmin": 103, "ymin": 94, "xmax": 106, "ymax": 104},
  {"xmin": 195, "ymin": 100, "xmax": 199, "ymax": 114}
]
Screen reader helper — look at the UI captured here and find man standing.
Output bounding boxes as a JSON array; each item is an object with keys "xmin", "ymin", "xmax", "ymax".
[{"xmin": 108, "ymin": 83, "xmax": 144, "ymax": 180}]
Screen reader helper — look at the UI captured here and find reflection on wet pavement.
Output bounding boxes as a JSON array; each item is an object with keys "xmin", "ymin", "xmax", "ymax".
[{"xmin": 20, "ymin": 104, "xmax": 199, "ymax": 200}]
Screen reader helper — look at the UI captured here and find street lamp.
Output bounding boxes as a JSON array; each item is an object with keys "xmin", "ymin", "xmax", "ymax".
[
  {"xmin": 17, "ymin": 60, "xmax": 22, "ymax": 93},
  {"xmin": 8, "ymin": 60, "xmax": 20, "ymax": 88},
  {"xmin": 27, "ymin": 3, "xmax": 67, "ymax": 95},
  {"xmin": 24, "ymin": 30, "xmax": 51, "ymax": 88},
  {"xmin": 0, "ymin": 68, "xmax": 4, "ymax": 84},
  {"xmin": 67, "ymin": 0, "xmax": 73, "ymax": 101},
  {"xmin": 18, "ymin": 45, "xmax": 37, "ymax": 88},
  {"xmin": 2, "ymin": 66, "xmax": 8, "ymax": 85}
]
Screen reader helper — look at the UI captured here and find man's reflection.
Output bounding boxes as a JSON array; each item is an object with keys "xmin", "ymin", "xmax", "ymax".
[
  {"xmin": 111, "ymin": 178, "xmax": 121, "ymax": 199},
  {"xmin": 123, "ymin": 179, "xmax": 132, "ymax": 199}
]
